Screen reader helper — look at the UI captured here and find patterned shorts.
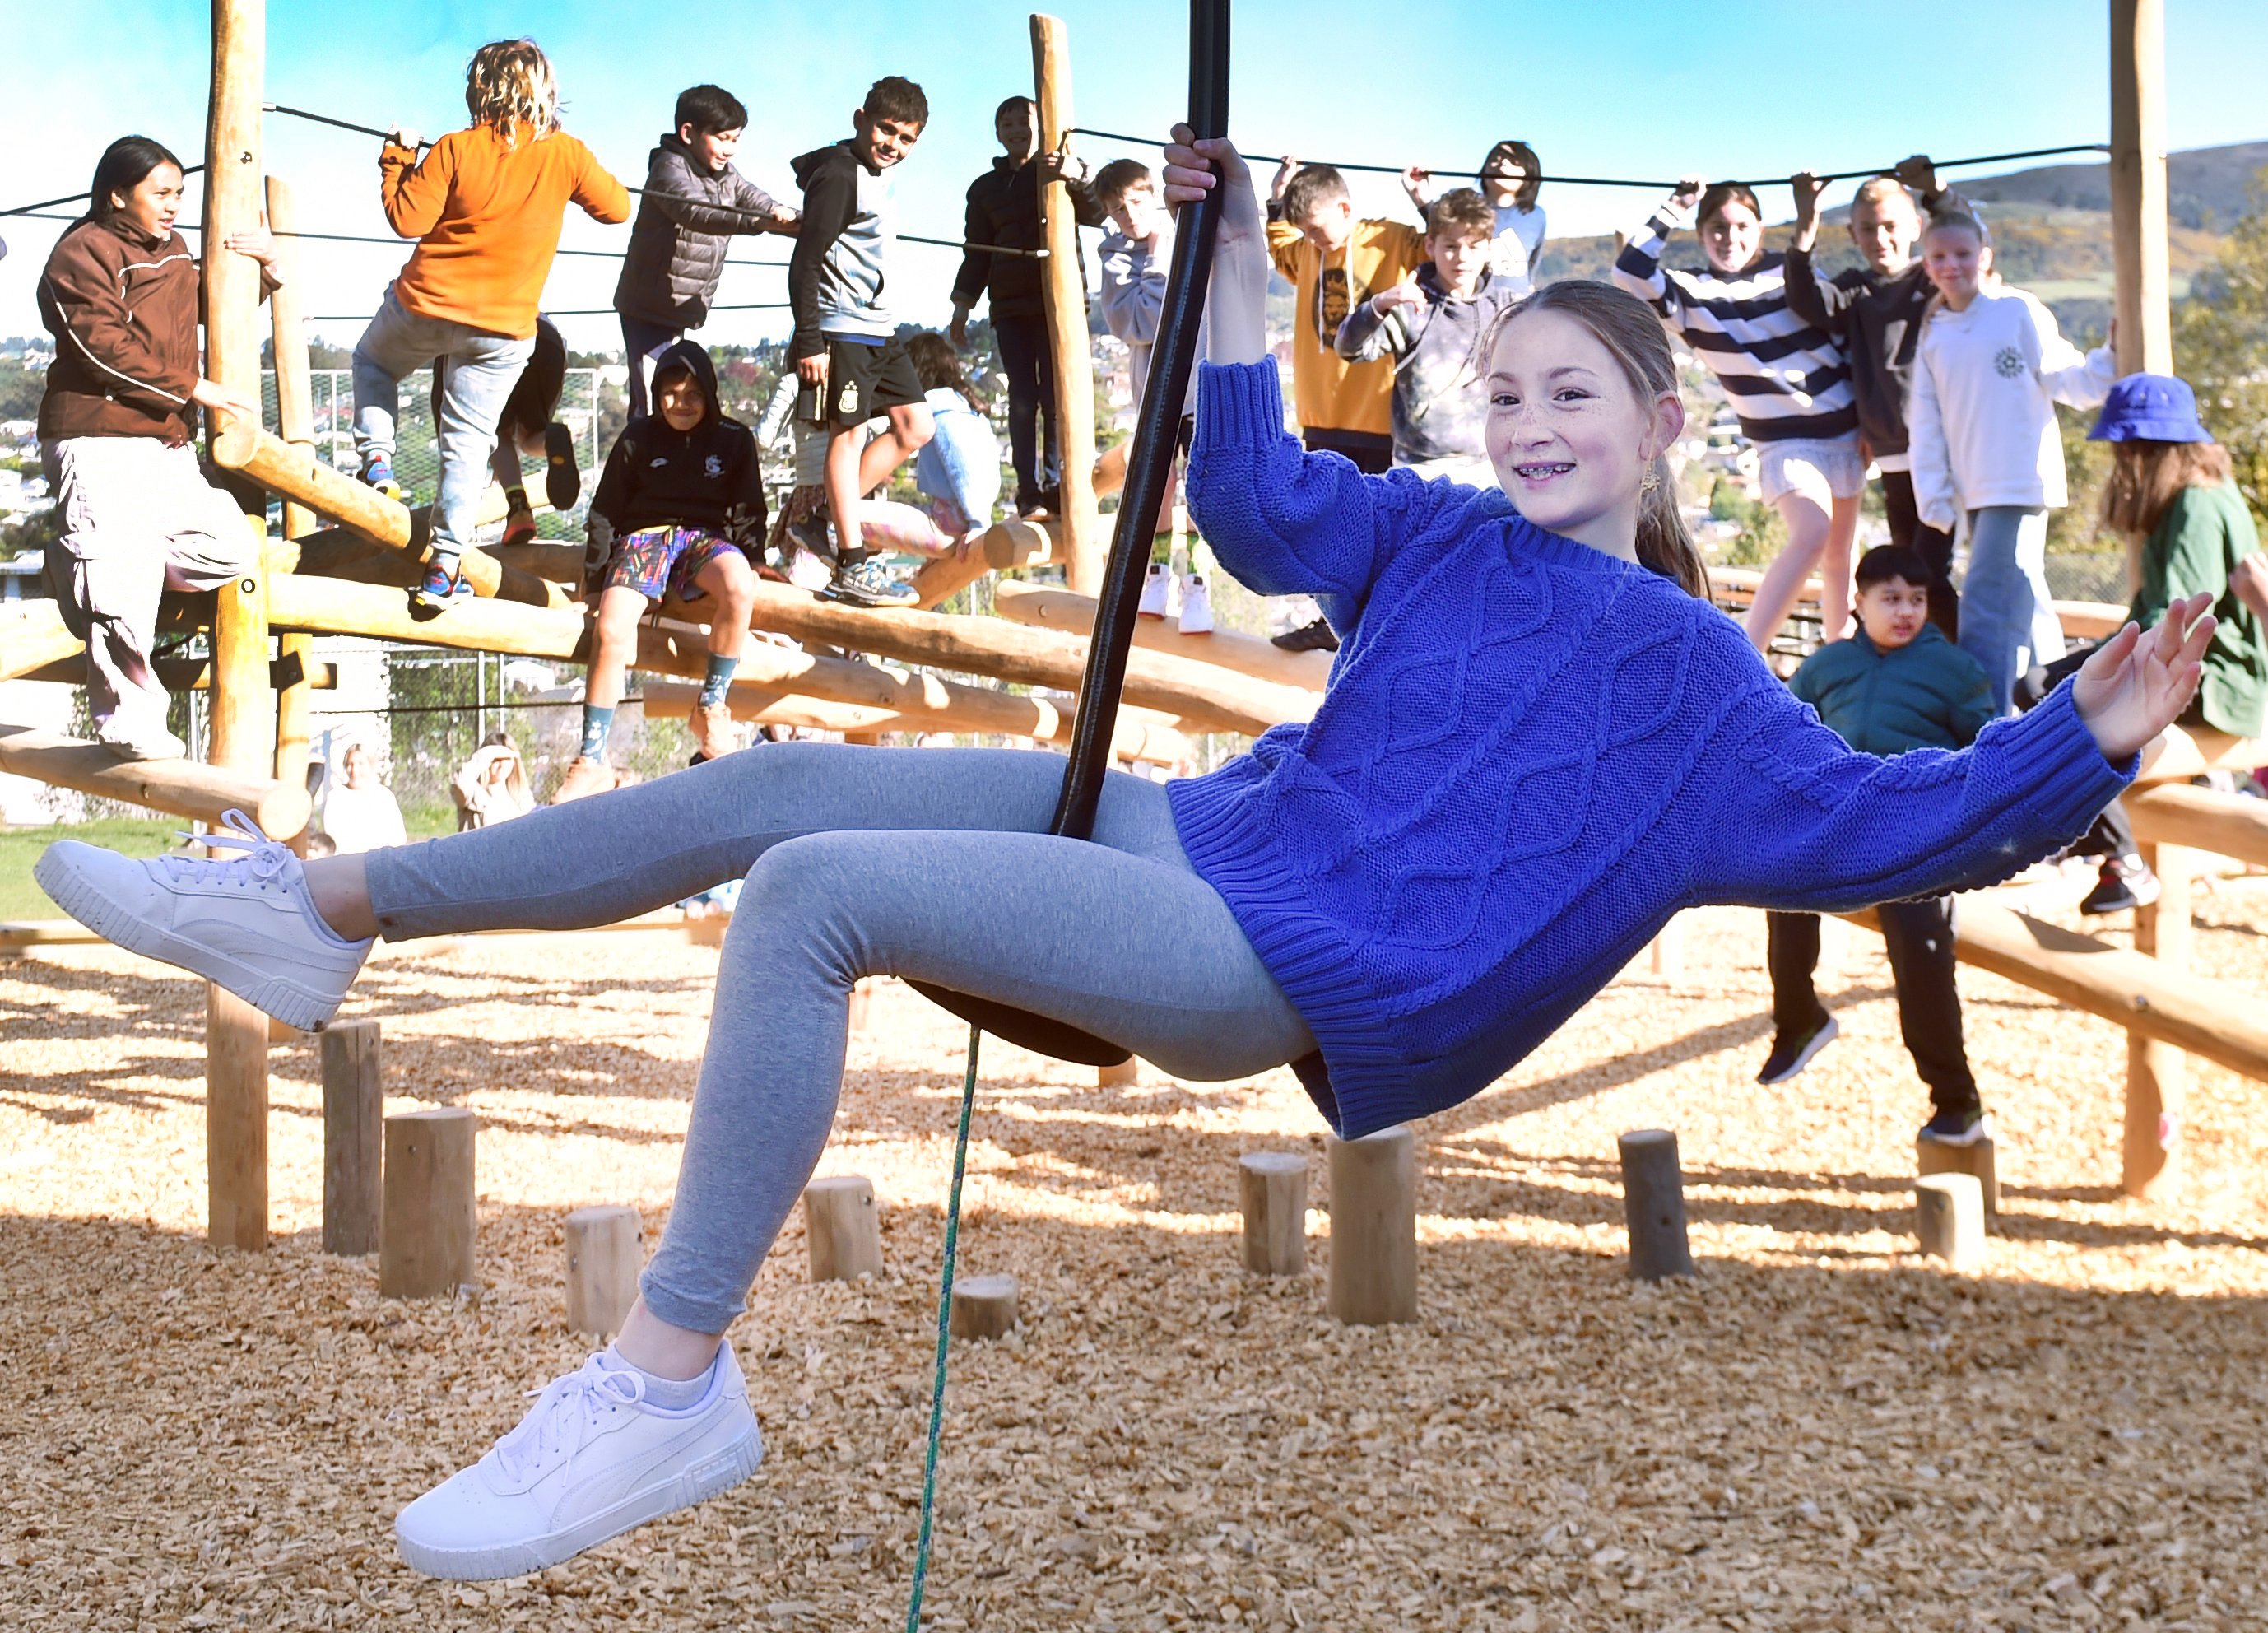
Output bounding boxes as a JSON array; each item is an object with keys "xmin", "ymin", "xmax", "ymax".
[{"xmin": 603, "ymin": 525, "xmax": 741, "ymax": 602}]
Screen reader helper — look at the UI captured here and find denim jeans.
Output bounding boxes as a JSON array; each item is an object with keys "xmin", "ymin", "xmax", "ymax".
[
  {"xmin": 620, "ymin": 313, "xmax": 682, "ymax": 421},
  {"xmin": 352, "ymin": 290, "xmax": 535, "ymax": 567},
  {"xmin": 360, "ymin": 744, "xmax": 1315, "ymax": 1333},
  {"xmin": 1957, "ymin": 505, "xmax": 2065, "ymax": 714},
  {"xmin": 913, "ymin": 397, "xmax": 1003, "ymax": 533},
  {"xmin": 992, "ymin": 312, "xmax": 1060, "ymax": 510}
]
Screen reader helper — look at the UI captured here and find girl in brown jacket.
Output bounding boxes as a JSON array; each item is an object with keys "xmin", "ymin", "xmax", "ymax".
[{"xmin": 37, "ymin": 135, "xmax": 277, "ymax": 759}]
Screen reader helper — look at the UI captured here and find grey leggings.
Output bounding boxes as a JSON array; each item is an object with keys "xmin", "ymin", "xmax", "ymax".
[{"xmin": 363, "ymin": 744, "xmax": 1315, "ymax": 1333}]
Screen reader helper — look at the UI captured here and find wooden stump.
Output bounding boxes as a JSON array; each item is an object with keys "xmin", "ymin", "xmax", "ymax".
[
  {"xmin": 848, "ymin": 978, "xmax": 875, "ymax": 1035},
  {"xmin": 1618, "ymin": 1129, "xmax": 1696, "ymax": 1281},
  {"xmin": 1917, "ymin": 1173, "xmax": 1987, "ymax": 1271},
  {"xmin": 802, "ymin": 1175, "xmax": 883, "ymax": 1282},
  {"xmin": 1917, "ymin": 1133, "xmax": 1999, "ymax": 1224},
  {"xmin": 686, "ymin": 912, "xmax": 728, "ymax": 948},
  {"xmin": 1326, "ymin": 1126, "xmax": 1417, "ymax": 1325},
  {"xmin": 565, "ymin": 1205, "xmax": 643, "ymax": 1337},
  {"xmin": 319, "ymin": 1019, "xmax": 383, "ymax": 1255},
  {"xmin": 1648, "ymin": 914, "xmax": 1685, "ymax": 980},
  {"xmin": 1238, "ymin": 1152, "xmax": 1308, "ymax": 1276},
  {"xmin": 379, "ymin": 1107, "xmax": 476, "ymax": 1298},
  {"xmin": 950, "ymin": 1273, "xmax": 1019, "ymax": 1340},
  {"xmin": 1096, "ymin": 1056, "xmax": 1138, "ymax": 1087}
]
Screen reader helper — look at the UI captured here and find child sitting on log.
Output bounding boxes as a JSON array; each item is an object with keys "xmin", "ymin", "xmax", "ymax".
[
  {"xmin": 351, "ymin": 39, "xmax": 629, "ymax": 610},
  {"xmin": 35, "ymin": 135, "xmax": 277, "ymax": 760},
  {"xmin": 33, "ymin": 132, "xmax": 2217, "ymax": 1584},
  {"xmin": 1755, "ymin": 545, "xmax": 1995, "ymax": 1147},
  {"xmin": 555, "ymin": 341, "xmax": 765, "ymax": 803}
]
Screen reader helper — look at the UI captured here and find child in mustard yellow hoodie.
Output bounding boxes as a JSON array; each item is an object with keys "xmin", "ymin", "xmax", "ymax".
[{"xmin": 352, "ymin": 39, "xmax": 630, "ymax": 608}]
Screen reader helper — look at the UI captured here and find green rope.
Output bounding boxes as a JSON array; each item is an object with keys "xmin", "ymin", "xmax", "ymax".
[{"xmin": 903, "ymin": 1021, "xmax": 984, "ymax": 1633}]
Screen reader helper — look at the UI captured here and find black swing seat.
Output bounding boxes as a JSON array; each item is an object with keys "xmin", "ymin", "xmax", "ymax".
[{"xmin": 909, "ymin": 982, "xmax": 1132, "ymax": 1068}]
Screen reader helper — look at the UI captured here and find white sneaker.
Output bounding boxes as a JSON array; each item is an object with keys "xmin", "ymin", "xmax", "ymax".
[
  {"xmin": 1137, "ymin": 562, "xmax": 1170, "ymax": 618},
  {"xmin": 34, "ymin": 808, "xmax": 373, "ymax": 1031},
  {"xmin": 95, "ymin": 718, "xmax": 188, "ymax": 761},
  {"xmin": 396, "ymin": 1348, "xmax": 764, "ymax": 1581},
  {"xmin": 1178, "ymin": 571, "xmax": 1214, "ymax": 635},
  {"xmin": 785, "ymin": 545, "xmax": 833, "ymax": 592}
]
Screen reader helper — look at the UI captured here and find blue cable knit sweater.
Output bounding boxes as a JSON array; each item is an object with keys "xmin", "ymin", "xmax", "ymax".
[{"xmin": 1165, "ymin": 361, "xmax": 2136, "ymax": 1139}]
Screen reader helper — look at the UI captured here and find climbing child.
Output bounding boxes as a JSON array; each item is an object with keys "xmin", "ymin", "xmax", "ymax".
[
  {"xmin": 1333, "ymin": 187, "xmax": 1520, "ymax": 484},
  {"xmin": 1755, "ymin": 545, "xmax": 1996, "ymax": 1147},
  {"xmin": 786, "ymin": 76, "xmax": 935, "ymax": 607},
  {"xmin": 352, "ymin": 38, "xmax": 630, "ymax": 609},
  {"xmin": 33, "ymin": 133, "xmax": 2216, "ymax": 1584},
  {"xmin": 35, "ymin": 135, "xmax": 277, "ymax": 759},
  {"xmin": 1907, "ymin": 202, "xmax": 2114, "ymax": 714},
  {"xmin": 904, "ymin": 331, "xmax": 1002, "ymax": 550},
  {"xmin": 1404, "ymin": 138, "xmax": 1547, "ymax": 298},
  {"xmin": 555, "ymin": 341, "xmax": 765, "ymax": 803},
  {"xmin": 615, "ymin": 82, "xmax": 801, "ymax": 421},
  {"xmin": 1615, "ymin": 176, "xmax": 1863, "ymax": 651}
]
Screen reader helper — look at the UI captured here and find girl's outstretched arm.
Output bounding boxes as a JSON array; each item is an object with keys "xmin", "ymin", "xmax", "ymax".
[{"xmin": 1699, "ymin": 597, "xmax": 2215, "ymax": 912}]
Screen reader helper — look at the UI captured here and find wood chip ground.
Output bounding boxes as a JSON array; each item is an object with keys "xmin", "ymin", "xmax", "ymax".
[{"xmin": 3, "ymin": 869, "xmax": 2264, "ymax": 1631}]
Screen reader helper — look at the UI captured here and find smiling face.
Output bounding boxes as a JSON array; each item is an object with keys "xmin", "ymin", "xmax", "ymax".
[
  {"xmin": 1699, "ymin": 198, "xmax": 1763, "ymax": 275},
  {"xmin": 1922, "ymin": 219, "xmax": 1989, "ymax": 308},
  {"xmin": 683, "ymin": 124, "xmax": 741, "ymax": 172},
  {"xmin": 854, "ymin": 109, "xmax": 924, "ymax": 170},
  {"xmin": 995, "ymin": 101, "xmax": 1038, "ymax": 166},
  {"xmin": 656, "ymin": 370, "xmax": 705, "ymax": 431},
  {"xmin": 1484, "ymin": 305, "xmax": 1684, "ymax": 557},
  {"xmin": 1847, "ymin": 179, "xmax": 1920, "ymax": 276},
  {"xmin": 1480, "ymin": 149, "xmax": 1527, "ymax": 207},
  {"xmin": 1855, "ymin": 575, "xmax": 1930, "ymax": 648},
  {"xmin": 110, "ymin": 161, "xmax": 185, "ymax": 239}
]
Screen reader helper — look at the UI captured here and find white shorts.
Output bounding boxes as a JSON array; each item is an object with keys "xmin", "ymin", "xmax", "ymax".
[{"xmin": 1757, "ymin": 435, "xmax": 1866, "ymax": 509}]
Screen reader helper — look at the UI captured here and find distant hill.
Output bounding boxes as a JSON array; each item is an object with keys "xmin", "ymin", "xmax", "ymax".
[{"xmin": 1957, "ymin": 141, "xmax": 2268, "ymax": 230}]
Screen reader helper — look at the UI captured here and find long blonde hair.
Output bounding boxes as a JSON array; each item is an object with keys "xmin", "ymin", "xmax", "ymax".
[
  {"xmin": 1479, "ymin": 281, "xmax": 1709, "ymax": 599},
  {"xmin": 465, "ymin": 40, "xmax": 560, "ymax": 145}
]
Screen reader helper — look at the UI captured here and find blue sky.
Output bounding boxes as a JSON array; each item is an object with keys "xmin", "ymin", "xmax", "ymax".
[{"xmin": 5, "ymin": 1, "xmax": 2266, "ymax": 350}]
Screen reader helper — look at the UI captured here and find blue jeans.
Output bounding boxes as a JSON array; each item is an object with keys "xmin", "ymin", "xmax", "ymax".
[
  {"xmin": 351, "ymin": 290, "xmax": 535, "ymax": 568},
  {"xmin": 360, "ymin": 744, "xmax": 1314, "ymax": 1333},
  {"xmin": 620, "ymin": 313, "xmax": 682, "ymax": 421},
  {"xmin": 1958, "ymin": 505, "xmax": 2065, "ymax": 714}
]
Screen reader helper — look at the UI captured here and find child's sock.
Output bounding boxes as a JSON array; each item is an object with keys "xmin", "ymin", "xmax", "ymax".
[
  {"xmin": 597, "ymin": 1343, "xmax": 713, "ymax": 1410},
  {"xmin": 699, "ymin": 655, "xmax": 740, "ymax": 708},
  {"xmin": 579, "ymin": 705, "xmax": 615, "ymax": 761},
  {"xmin": 504, "ymin": 483, "xmax": 529, "ymax": 513}
]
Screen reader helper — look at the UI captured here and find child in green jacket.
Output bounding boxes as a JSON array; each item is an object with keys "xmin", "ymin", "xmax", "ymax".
[{"xmin": 1759, "ymin": 545, "xmax": 1997, "ymax": 1147}]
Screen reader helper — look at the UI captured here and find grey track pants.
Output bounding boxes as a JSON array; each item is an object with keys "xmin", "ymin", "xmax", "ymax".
[{"xmin": 363, "ymin": 743, "xmax": 1315, "ymax": 1333}]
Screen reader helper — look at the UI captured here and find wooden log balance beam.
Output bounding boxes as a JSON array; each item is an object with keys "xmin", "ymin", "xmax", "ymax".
[
  {"xmin": 2125, "ymin": 781, "xmax": 2268, "ymax": 868},
  {"xmin": 0, "ymin": 725, "xmax": 310, "ymax": 836},
  {"xmin": 1840, "ymin": 896, "xmax": 2268, "ymax": 1082},
  {"xmin": 0, "ymin": 602, "xmax": 89, "ymax": 685},
  {"xmin": 211, "ymin": 420, "xmax": 569, "ymax": 609},
  {"xmin": 907, "ymin": 517, "xmax": 1063, "ymax": 611},
  {"xmin": 992, "ymin": 581, "xmax": 1332, "ymax": 693},
  {"xmin": 2133, "ymin": 723, "xmax": 2265, "ymax": 784}
]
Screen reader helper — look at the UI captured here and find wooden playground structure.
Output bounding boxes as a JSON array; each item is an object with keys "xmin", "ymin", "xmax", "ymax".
[{"xmin": 0, "ymin": 0, "xmax": 2261, "ymax": 1278}]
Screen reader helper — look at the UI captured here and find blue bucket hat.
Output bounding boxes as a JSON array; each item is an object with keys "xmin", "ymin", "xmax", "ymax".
[{"xmin": 2089, "ymin": 372, "xmax": 2212, "ymax": 443}]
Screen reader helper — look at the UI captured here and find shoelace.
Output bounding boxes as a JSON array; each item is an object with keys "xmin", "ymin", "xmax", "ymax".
[
  {"xmin": 493, "ymin": 1356, "xmax": 645, "ymax": 1484},
  {"xmin": 160, "ymin": 807, "xmax": 295, "ymax": 893}
]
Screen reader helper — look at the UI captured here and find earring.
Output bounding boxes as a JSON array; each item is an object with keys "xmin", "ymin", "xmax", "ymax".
[{"xmin": 1640, "ymin": 468, "xmax": 1661, "ymax": 495}]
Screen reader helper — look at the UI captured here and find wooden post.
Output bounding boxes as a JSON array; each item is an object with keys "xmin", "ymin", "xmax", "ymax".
[
  {"xmin": 2124, "ymin": 839, "xmax": 2191, "ymax": 1198},
  {"xmin": 848, "ymin": 977, "xmax": 876, "ymax": 1035},
  {"xmin": 565, "ymin": 1205, "xmax": 644, "ymax": 1337},
  {"xmin": 265, "ymin": 174, "xmax": 318, "ymax": 814},
  {"xmin": 320, "ymin": 1019, "xmax": 383, "ymax": 1254},
  {"xmin": 2109, "ymin": 0, "xmax": 2172, "ymax": 374},
  {"xmin": 1326, "ymin": 1125, "xmax": 1418, "ymax": 1324},
  {"xmin": 380, "ymin": 1107, "xmax": 476, "ymax": 1298},
  {"xmin": 1097, "ymin": 1056, "xmax": 1138, "ymax": 1087},
  {"xmin": 1238, "ymin": 1151, "xmax": 1308, "ymax": 1276},
  {"xmin": 1916, "ymin": 1172, "xmax": 1986, "ymax": 1271},
  {"xmin": 950, "ymin": 1273, "xmax": 1020, "ymax": 1340},
  {"xmin": 1617, "ymin": 1129, "xmax": 1696, "ymax": 1281},
  {"xmin": 802, "ymin": 1175, "xmax": 883, "ymax": 1282},
  {"xmin": 1917, "ymin": 1133, "xmax": 2000, "ymax": 1223},
  {"xmin": 1029, "ymin": 13, "xmax": 1101, "ymax": 593},
  {"xmin": 1648, "ymin": 914, "xmax": 1685, "ymax": 980}
]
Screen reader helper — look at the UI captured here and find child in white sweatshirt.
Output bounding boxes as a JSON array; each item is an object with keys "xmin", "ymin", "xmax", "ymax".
[{"xmin": 1908, "ymin": 207, "xmax": 2115, "ymax": 711}]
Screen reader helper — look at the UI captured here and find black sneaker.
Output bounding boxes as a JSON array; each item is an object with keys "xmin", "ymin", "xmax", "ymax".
[
  {"xmin": 785, "ymin": 511, "xmax": 837, "ymax": 567},
  {"xmin": 1755, "ymin": 1013, "xmax": 1838, "ymax": 1084},
  {"xmin": 2080, "ymin": 856, "xmax": 2159, "ymax": 916},
  {"xmin": 542, "ymin": 421, "xmax": 582, "ymax": 512},
  {"xmin": 819, "ymin": 556, "xmax": 918, "ymax": 608},
  {"xmin": 1919, "ymin": 1104, "xmax": 1991, "ymax": 1147},
  {"xmin": 1271, "ymin": 616, "xmax": 1341, "ymax": 654}
]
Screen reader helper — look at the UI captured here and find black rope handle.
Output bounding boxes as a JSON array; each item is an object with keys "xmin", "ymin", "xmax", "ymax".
[{"xmin": 2, "ymin": 165, "xmax": 209, "ymax": 218}]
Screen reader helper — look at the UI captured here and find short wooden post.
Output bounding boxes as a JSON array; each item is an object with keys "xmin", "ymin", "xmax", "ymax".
[
  {"xmin": 1326, "ymin": 1125, "xmax": 1418, "ymax": 1324},
  {"xmin": 380, "ymin": 1107, "xmax": 476, "ymax": 1298},
  {"xmin": 1617, "ymin": 1128, "xmax": 1696, "ymax": 1281},
  {"xmin": 1917, "ymin": 1133, "xmax": 2000, "ymax": 1223},
  {"xmin": 1096, "ymin": 1056, "xmax": 1138, "ymax": 1087},
  {"xmin": 1916, "ymin": 1172, "xmax": 1986, "ymax": 1271},
  {"xmin": 205, "ymin": 986, "xmax": 269, "ymax": 1252},
  {"xmin": 1030, "ymin": 13, "xmax": 1102, "ymax": 593},
  {"xmin": 848, "ymin": 977, "xmax": 875, "ymax": 1035},
  {"xmin": 565, "ymin": 1205, "xmax": 643, "ymax": 1337},
  {"xmin": 685, "ymin": 912, "xmax": 728, "ymax": 948},
  {"xmin": 1648, "ymin": 914, "xmax": 1684, "ymax": 980},
  {"xmin": 1238, "ymin": 1151, "xmax": 1308, "ymax": 1276},
  {"xmin": 950, "ymin": 1272, "xmax": 1020, "ymax": 1340},
  {"xmin": 319, "ymin": 1018, "xmax": 383, "ymax": 1254},
  {"xmin": 802, "ymin": 1175, "xmax": 883, "ymax": 1282},
  {"xmin": 2109, "ymin": 0, "xmax": 2173, "ymax": 375},
  {"xmin": 2124, "ymin": 838, "xmax": 2190, "ymax": 1198}
]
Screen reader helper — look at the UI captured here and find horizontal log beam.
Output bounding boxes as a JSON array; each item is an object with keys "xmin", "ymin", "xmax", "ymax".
[
  {"xmin": 2133, "ymin": 723, "xmax": 2263, "ymax": 784},
  {"xmin": 16, "ymin": 654, "xmax": 336, "ymax": 691},
  {"xmin": 993, "ymin": 581, "xmax": 1330, "ymax": 693},
  {"xmin": 0, "ymin": 920, "xmax": 102, "ymax": 949},
  {"xmin": 1843, "ymin": 896, "xmax": 2268, "ymax": 1082},
  {"xmin": 909, "ymin": 517, "xmax": 1063, "ymax": 610},
  {"xmin": 741, "ymin": 580, "xmax": 1310, "ymax": 737},
  {"xmin": 2126, "ymin": 781, "xmax": 2268, "ymax": 868},
  {"xmin": 0, "ymin": 602, "xmax": 86, "ymax": 684},
  {"xmin": 0, "ymin": 725, "xmax": 310, "ymax": 837},
  {"xmin": 1706, "ymin": 565, "xmax": 2119, "ymax": 640}
]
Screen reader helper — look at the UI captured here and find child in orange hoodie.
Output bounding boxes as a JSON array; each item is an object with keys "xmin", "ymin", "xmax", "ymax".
[{"xmin": 351, "ymin": 38, "xmax": 629, "ymax": 608}]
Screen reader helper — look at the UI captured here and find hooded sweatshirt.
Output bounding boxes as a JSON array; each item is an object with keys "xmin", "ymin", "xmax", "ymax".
[
  {"xmin": 615, "ymin": 132, "xmax": 789, "ymax": 330},
  {"xmin": 1332, "ymin": 264, "xmax": 1520, "ymax": 466},
  {"xmin": 788, "ymin": 141, "xmax": 896, "ymax": 359},
  {"xmin": 587, "ymin": 339, "xmax": 768, "ymax": 553},
  {"xmin": 1263, "ymin": 212, "xmax": 1425, "ymax": 439}
]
